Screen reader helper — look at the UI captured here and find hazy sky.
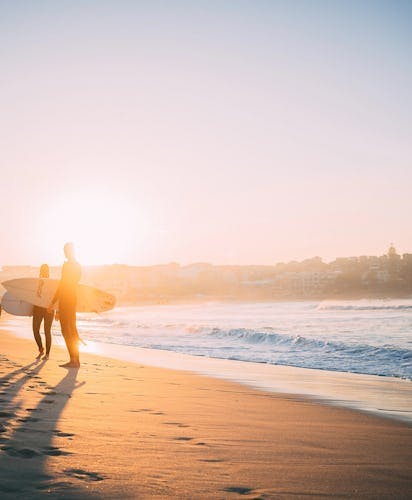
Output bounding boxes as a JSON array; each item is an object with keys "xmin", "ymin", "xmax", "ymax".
[{"xmin": 1, "ymin": 0, "xmax": 411, "ymax": 266}]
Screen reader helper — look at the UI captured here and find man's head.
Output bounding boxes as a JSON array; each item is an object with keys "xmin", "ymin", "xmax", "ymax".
[{"xmin": 64, "ymin": 242, "xmax": 75, "ymax": 260}]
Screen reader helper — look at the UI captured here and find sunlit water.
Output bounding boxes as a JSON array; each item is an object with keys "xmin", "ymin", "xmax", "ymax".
[{"xmin": 71, "ymin": 299, "xmax": 412, "ymax": 380}]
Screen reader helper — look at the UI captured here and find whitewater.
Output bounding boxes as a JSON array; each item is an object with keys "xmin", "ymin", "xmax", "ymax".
[{"xmin": 73, "ymin": 299, "xmax": 412, "ymax": 380}]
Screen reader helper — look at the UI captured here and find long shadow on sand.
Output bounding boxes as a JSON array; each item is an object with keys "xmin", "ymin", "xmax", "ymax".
[
  {"xmin": 0, "ymin": 361, "xmax": 100, "ymax": 499},
  {"xmin": 0, "ymin": 358, "xmax": 47, "ymax": 438}
]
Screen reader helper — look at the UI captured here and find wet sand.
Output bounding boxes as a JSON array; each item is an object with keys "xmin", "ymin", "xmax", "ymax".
[
  {"xmin": 0, "ymin": 330, "xmax": 411, "ymax": 498},
  {"xmin": 81, "ymin": 339, "xmax": 412, "ymax": 424}
]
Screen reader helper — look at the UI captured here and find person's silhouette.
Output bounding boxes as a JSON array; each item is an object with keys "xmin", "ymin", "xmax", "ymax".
[
  {"xmin": 33, "ymin": 264, "xmax": 54, "ymax": 359},
  {"xmin": 48, "ymin": 242, "xmax": 81, "ymax": 368}
]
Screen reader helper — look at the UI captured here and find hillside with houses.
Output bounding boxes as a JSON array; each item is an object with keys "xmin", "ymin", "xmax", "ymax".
[{"xmin": 1, "ymin": 246, "xmax": 411, "ymax": 304}]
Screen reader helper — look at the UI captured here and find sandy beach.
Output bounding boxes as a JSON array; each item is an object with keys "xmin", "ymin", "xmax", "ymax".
[{"xmin": 0, "ymin": 330, "xmax": 411, "ymax": 498}]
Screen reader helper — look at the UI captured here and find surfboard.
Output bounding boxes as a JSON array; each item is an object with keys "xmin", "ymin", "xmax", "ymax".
[
  {"xmin": 2, "ymin": 278, "xmax": 116, "ymax": 313},
  {"xmin": 1, "ymin": 291, "xmax": 34, "ymax": 316}
]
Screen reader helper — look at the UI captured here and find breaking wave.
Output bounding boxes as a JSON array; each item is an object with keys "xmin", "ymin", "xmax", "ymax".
[
  {"xmin": 317, "ymin": 300, "xmax": 412, "ymax": 311},
  {"xmin": 202, "ymin": 327, "xmax": 412, "ymax": 379},
  {"xmin": 73, "ymin": 301, "xmax": 412, "ymax": 380}
]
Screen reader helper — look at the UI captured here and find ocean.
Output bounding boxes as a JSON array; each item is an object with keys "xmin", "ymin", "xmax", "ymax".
[{"xmin": 72, "ymin": 299, "xmax": 412, "ymax": 381}]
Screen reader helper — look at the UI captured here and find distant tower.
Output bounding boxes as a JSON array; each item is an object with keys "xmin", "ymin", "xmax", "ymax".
[{"xmin": 387, "ymin": 243, "xmax": 397, "ymax": 258}]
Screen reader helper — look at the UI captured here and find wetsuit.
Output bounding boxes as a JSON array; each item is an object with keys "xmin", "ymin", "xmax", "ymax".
[
  {"xmin": 53, "ymin": 259, "xmax": 81, "ymax": 362},
  {"xmin": 32, "ymin": 305, "xmax": 54, "ymax": 356}
]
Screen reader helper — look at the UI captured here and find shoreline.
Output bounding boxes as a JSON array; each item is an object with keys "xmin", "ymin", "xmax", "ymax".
[
  {"xmin": 3, "ymin": 318, "xmax": 412, "ymax": 424},
  {"xmin": 0, "ymin": 329, "xmax": 411, "ymax": 497},
  {"xmin": 73, "ymin": 339, "xmax": 412, "ymax": 425}
]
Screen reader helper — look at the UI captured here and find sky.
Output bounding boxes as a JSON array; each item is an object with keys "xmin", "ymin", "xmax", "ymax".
[{"xmin": 1, "ymin": 0, "xmax": 411, "ymax": 266}]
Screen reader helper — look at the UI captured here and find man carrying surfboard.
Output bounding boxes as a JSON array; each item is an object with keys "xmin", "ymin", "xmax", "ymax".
[{"xmin": 48, "ymin": 242, "xmax": 82, "ymax": 368}]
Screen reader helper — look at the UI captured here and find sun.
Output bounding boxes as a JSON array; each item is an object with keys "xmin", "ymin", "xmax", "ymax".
[{"xmin": 38, "ymin": 190, "xmax": 147, "ymax": 265}]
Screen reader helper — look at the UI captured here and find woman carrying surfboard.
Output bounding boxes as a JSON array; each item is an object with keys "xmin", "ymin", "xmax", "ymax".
[
  {"xmin": 33, "ymin": 264, "xmax": 54, "ymax": 359},
  {"xmin": 48, "ymin": 242, "xmax": 82, "ymax": 368}
]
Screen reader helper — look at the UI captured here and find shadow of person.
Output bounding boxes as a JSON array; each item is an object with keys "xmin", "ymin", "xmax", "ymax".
[
  {"xmin": 0, "ymin": 367, "xmax": 100, "ymax": 498},
  {"xmin": 0, "ymin": 359, "xmax": 42, "ymax": 385},
  {"xmin": 0, "ymin": 359, "xmax": 47, "ymax": 440}
]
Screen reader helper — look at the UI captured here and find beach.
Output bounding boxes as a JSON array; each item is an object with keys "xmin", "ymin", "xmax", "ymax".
[
  {"xmin": 2, "ymin": 0, "xmax": 411, "ymax": 497},
  {"xmin": 0, "ymin": 329, "xmax": 411, "ymax": 499}
]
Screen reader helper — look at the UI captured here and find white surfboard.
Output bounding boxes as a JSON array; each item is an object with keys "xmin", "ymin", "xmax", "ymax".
[
  {"xmin": 1, "ymin": 292, "xmax": 34, "ymax": 316},
  {"xmin": 2, "ymin": 278, "xmax": 116, "ymax": 313}
]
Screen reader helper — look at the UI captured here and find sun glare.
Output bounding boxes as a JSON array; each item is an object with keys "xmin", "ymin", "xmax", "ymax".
[{"xmin": 39, "ymin": 192, "xmax": 146, "ymax": 265}]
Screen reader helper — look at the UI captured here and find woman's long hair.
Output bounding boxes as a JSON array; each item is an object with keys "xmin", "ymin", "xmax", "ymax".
[{"xmin": 39, "ymin": 264, "xmax": 50, "ymax": 278}]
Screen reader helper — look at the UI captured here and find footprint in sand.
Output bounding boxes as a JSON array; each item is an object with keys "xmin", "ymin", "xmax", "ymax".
[
  {"xmin": 64, "ymin": 468, "xmax": 105, "ymax": 482},
  {"xmin": 163, "ymin": 422, "xmax": 190, "ymax": 428},
  {"xmin": 42, "ymin": 446, "xmax": 72, "ymax": 456},
  {"xmin": 17, "ymin": 417, "xmax": 40, "ymax": 423},
  {"xmin": 224, "ymin": 486, "xmax": 254, "ymax": 495},
  {"xmin": 53, "ymin": 430, "xmax": 75, "ymax": 438},
  {"xmin": 173, "ymin": 436, "xmax": 193, "ymax": 441}
]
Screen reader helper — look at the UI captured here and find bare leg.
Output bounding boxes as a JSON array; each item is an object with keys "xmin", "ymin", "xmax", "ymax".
[
  {"xmin": 44, "ymin": 311, "xmax": 53, "ymax": 357},
  {"xmin": 32, "ymin": 308, "xmax": 44, "ymax": 357},
  {"xmin": 59, "ymin": 309, "xmax": 71, "ymax": 362},
  {"xmin": 70, "ymin": 312, "xmax": 80, "ymax": 365},
  {"xmin": 59, "ymin": 306, "xmax": 80, "ymax": 367}
]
